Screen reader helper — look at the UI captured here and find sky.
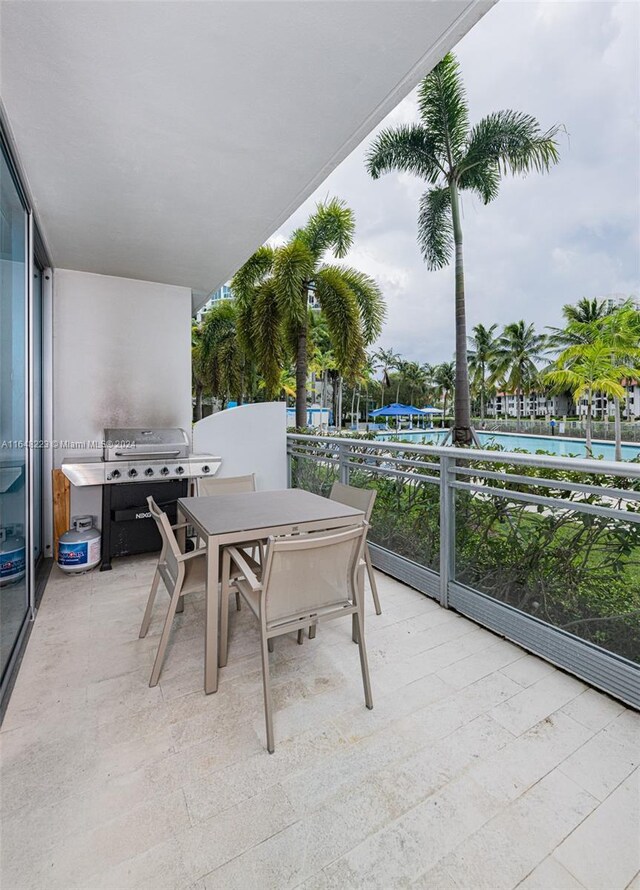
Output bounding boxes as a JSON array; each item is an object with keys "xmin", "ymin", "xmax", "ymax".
[{"xmin": 270, "ymin": 0, "xmax": 640, "ymax": 365}]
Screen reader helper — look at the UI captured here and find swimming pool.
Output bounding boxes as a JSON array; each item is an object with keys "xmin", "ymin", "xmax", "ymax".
[{"xmin": 377, "ymin": 429, "xmax": 640, "ymax": 461}]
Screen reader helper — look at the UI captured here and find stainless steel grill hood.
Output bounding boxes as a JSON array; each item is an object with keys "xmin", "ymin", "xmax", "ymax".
[
  {"xmin": 103, "ymin": 428, "xmax": 190, "ymax": 462},
  {"xmin": 62, "ymin": 427, "xmax": 221, "ymax": 487}
]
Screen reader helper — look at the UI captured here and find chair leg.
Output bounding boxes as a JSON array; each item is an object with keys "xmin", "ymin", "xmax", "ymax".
[
  {"xmin": 260, "ymin": 632, "xmax": 275, "ymax": 753},
  {"xmin": 297, "ymin": 628, "xmax": 304, "ymax": 645},
  {"xmin": 354, "ymin": 607, "xmax": 373, "ymax": 710},
  {"xmin": 220, "ymin": 549, "xmax": 231, "ymax": 669},
  {"xmin": 139, "ymin": 567, "xmax": 161, "ymax": 638},
  {"xmin": 149, "ymin": 583, "xmax": 182, "ymax": 687},
  {"xmin": 267, "ymin": 638, "xmax": 274, "ymax": 653},
  {"xmin": 365, "ymin": 546, "xmax": 382, "ymax": 616},
  {"xmin": 353, "ymin": 563, "xmax": 365, "ymax": 642},
  {"xmin": 308, "ymin": 624, "xmax": 316, "ymax": 640},
  {"xmin": 235, "ymin": 591, "xmax": 242, "ymax": 611}
]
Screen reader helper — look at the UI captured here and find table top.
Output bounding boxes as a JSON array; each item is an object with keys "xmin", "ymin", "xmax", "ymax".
[{"xmin": 178, "ymin": 488, "xmax": 364, "ymax": 536}]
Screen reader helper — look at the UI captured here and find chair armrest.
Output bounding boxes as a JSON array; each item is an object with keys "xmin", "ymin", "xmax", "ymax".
[
  {"xmin": 171, "ymin": 521, "xmax": 190, "ymax": 530},
  {"xmin": 177, "ymin": 548, "xmax": 206, "ymax": 563},
  {"xmin": 225, "ymin": 546, "xmax": 262, "ymax": 592}
]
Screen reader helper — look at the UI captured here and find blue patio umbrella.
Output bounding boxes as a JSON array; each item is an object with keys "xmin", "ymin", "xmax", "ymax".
[{"xmin": 368, "ymin": 403, "xmax": 426, "ymax": 429}]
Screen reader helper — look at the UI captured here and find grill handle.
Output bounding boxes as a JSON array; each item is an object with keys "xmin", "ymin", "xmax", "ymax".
[{"xmin": 113, "ymin": 450, "xmax": 182, "ymax": 458}]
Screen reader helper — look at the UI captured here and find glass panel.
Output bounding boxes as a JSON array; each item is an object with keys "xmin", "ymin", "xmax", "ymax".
[
  {"xmin": 0, "ymin": 146, "xmax": 28, "ymax": 680},
  {"xmin": 454, "ymin": 459, "xmax": 640, "ymax": 664},
  {"xmin": 290, "ymin": 439, "xmax": 441, "ymax": 573}
]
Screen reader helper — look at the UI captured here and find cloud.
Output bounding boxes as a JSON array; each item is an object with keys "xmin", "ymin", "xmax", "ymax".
[{"xmin": 273, "ymin": 0, "xmax": 640, "ymax": 363}]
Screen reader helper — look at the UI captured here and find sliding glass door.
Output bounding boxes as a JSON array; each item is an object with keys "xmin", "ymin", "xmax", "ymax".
[{"xmin": 0, "ymin": 145, "xmax": 29, "ymax": 683}]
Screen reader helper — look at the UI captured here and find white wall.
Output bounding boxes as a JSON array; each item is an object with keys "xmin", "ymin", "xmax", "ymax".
[
  {"xmin": 52, "ymin": 269, "xmax": 192, "ymax": 521},
  {"xmin": 193, "ymin": 402, "xmax": 287, "ymax": 491}
]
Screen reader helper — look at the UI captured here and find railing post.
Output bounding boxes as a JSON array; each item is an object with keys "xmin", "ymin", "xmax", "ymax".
[
  {"xmin": 338, "ymin": 442, "xmax": 350, "ymax": 485},
  {"xmin": 439, "ymin": 454, "xmax": 455, "ymax": 609},
  {"xmin": 286, "ymin": 437, "xmax": 292, "ymax": 489}
]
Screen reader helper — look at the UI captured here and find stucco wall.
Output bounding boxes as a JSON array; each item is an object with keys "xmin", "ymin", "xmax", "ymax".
[
  {"xmin": 52, "ymin": 269, "xmax": 192, "ymax": 520},
  {"xmin": 193, "ymin": 402, "xmax": 287, "ymax": 491}
]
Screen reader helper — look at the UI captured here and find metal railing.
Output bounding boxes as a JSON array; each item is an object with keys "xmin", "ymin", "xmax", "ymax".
[
  {"xmin": 480, "ymin": 417, "xmax": 640, "ymax": 442},
  {"xmin": 287, "ymin": 433, "xmax": 640, "ymax": 708}
]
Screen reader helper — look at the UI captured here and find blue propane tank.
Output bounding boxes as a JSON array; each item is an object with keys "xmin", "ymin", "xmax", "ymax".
[
  {"xmin": 58, "ymin": 516, "xmax": 101, "ymax": 574},
  {"xmin": 0, "ymin": 525, "xmax": 26, "ymax": 587}
]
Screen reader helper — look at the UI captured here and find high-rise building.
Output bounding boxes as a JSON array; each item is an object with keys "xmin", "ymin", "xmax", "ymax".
[{"xmin": 195, "ymin": 283, "xmax": 233, "ymax": 323}]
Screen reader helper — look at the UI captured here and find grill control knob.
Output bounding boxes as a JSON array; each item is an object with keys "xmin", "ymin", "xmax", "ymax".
[
  {"xmin": 202, "ymin": 465, "xmax": 210, "ymax": 474},
  {"xmin": 128, "ymin": 468, "xmax": 138, "ymax": 478},
  {"xmin": 175, "ymin": 466, "xmax": 184, "ymax": 475},
  {"xmin": 160, "ymin": 466, "xmax": 170, "ymax": 476},
  {"xmin": 111, "ymin": 469, "xmax": 121, "ymax": 480},
  {"xmin": 144, "ymin": 467, "xmax": 154, "ymax": 477}
]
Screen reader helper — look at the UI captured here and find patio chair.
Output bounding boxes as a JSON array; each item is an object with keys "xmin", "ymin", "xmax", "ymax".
[
  {"xmin": 196, "ymin": 472, "xmax": 261, "ymax": 609},
  {"xmin": 196, "ymin": 472, "xmax": 256, "ymax": 497},
  {"xmin": 222, "ymin": 524, "xmax": 373, "ymax": 753},
  {"xmin": 139, "ymin": 496, "xmax": 208, "ymax": 687},
  {"xmin": 329, "ymin": 482, "xmax": 381, "ymax": 615}
]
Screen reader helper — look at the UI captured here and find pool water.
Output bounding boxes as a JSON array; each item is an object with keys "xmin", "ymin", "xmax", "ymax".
[{"xmin": 377, "ymin": 429, "xmax": 640, "ymax": 462}]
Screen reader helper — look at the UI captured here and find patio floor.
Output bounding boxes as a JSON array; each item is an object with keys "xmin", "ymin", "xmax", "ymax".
[{"xmin": 1, "ymin": 555, "xmax": 638, "ymax": 890}]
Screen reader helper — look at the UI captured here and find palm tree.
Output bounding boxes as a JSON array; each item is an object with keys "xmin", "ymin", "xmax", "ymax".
[
  {"xmin": 492, "ymin": 322, "xmax": 547, "ymax": 428},
  {"xmin": 468, "ymin": 323, "xmax": 498, "ymax": 420},
  {"xmin": 547, "ymin": 297, "xmax": 614, "ymax": 349},
  {"xmin": 191, "ymin": 322, "xmax": 208, "ymax": 421},
  {"xmin": 374, "ymin": 347, "xmax": 400, "ymax": 408},
  {"xmin": 595, "ymin": 303, "xmax": 640, "ymax": 460},
  {"xmin": 199, "ymin": 300, "xmax": 251, "ymax": 408},
  {"xmin": 232, "ymin": 198, "xmax": 385, "ymax": 429},
  {"xmin": 544, "ymin": 342, "xmax": 636, "ymax": 456},
  {"xmin": 403, "ymin": 361, "xmax": 428, "ymax": 406},
  {"xmin": 433, "ymin": 361, "xmax": 455, "ymax": 425},
  {"xmin": 394, "ymin": 358, "xmax": 411, "ymax": 402},
  {"xmin": 366, "ymin": 52, "xmax": 560, "ymax": 446}
]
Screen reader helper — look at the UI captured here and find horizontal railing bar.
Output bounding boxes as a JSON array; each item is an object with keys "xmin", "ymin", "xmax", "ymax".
[
  {"xmin": 288, "ymin": 452, "xmax": 339, "ymax": 467},
  {"xmin": 450, "ymin": 479, "xmax": 640, "ymax": 523},
  {"xmin": 345, "ymin": 460, "xmax": 439, "ymax": 485},
  {"xmin": 453, "ymin": 465, "xmax": 640, "ymax": 502},
  {"xmin": 347, "ymin": 452, "xmax": 441, "ymax": 472},
  {"xmin": 287, "ymin": 433, "xmax": 640, "ymax": 479}
]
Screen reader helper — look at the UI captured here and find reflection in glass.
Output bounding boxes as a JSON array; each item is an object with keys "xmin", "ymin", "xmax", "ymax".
[{"xmin": 0, "ymin": 146, "xmax": 28, "ymax": 681}]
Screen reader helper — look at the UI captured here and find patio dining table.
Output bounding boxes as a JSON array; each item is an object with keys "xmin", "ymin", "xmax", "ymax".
[{"xmin": 177, "ymin": 488, "xmax": 365, "ymax": 694}]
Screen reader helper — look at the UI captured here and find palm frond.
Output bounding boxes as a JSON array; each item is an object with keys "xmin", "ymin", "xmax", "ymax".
[
  {"xmin": 273, "ymin": 238, "xmax": 314, "ymax": 326},
  {"xmin": 418, "ymin": 187, "xmax": 453, "ymax": 270},
  {"xmin": 417, "ymin": 53, "xmax": 469, "ymax": 163},
  {"xmin": 231, "ymin": 245, "xmax": 275, "ymax": 305},
  {"xmin": 250, "ymin": 279, "xmax": 284, "ymax": 396},
  {"xmin": 366, "ymin": 125, "xmax": 444, "ymax": 183},
  {"xmin": 302, "ymin": 198, "xmax": 355, "ymax": 260},
  {"xmin": 314, "ymin": 267, "xmax": 365, "ymax": 377},
  {"xmin": 459, "ymin": 111, "xmax": 560, "ymax": 182},
  {"xmin": 327, "ymin": 266, "xmax": 386, "ymax": 344}
]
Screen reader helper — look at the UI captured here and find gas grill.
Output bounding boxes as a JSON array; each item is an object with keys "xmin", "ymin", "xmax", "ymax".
[{"xmin": 62, "ymin": 428, "xmax": 221, "ymax": 570}]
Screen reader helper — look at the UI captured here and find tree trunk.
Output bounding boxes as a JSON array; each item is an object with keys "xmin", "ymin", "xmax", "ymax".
[
  {"xmin": 449, "ymin": 180, "xmax": 471, "ymax": 445},
  {"xmin": 194, "ymin": 383, "xmax": 203, "ymax": 422},
  {"xmin": 614, "ymin": 396, "xmax": 622, "ymax": 462},
  {"xmin": 351, "ymin": 386, "xmax": 356, "ymax": 430},
  {"xmin": 295, "ymin": 322, "xmax": 308, "ymax": 429},
  {"xmin": 586, "ymin": 392, "xmax": 593, "ymax": 457},
  {"xmin": 480, "ymin": 361, "xmax": 485, "ymax": 420},
  {"xmin": 516, "ymin": 387, "xmax": 522, "ymax": 431},
  {"xmin": 396, "ymin": 380, "xmax": 400, "ymax": 402}
]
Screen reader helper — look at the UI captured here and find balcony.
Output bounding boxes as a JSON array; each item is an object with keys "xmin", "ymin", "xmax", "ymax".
[{"xmin": 1, "ymin": 539, "xmax": 639, "ymax": 887}]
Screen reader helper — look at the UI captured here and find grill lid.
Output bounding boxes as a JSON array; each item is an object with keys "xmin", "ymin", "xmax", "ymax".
[{"xmin": 103, "ymin": 428, "xmax": 190, "ymax": 462}]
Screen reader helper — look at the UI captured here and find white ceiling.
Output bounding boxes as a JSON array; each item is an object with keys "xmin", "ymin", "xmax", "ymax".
[{"xmin": 1, "ymin": 1, "xmax": 492, "ymax": 305}]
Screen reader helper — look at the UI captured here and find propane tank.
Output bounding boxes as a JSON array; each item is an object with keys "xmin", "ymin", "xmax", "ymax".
[
  {"xmin": 58, "ymin": 516, "xmax": 101, "ymax": 574},
  {"xmin": 0, "ymin": 525, "xmax": 26, "ymax": 587}
]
